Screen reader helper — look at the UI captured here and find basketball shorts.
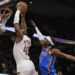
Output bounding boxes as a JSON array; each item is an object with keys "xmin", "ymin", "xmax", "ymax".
[{"xmin": 17, "ymin": 59, "xmax": 38, "ymax": 75}]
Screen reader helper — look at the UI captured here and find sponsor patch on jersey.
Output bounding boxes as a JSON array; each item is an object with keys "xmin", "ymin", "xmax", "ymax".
[{"xmin": 41, "ymin": 51, "xmax": 47, "ymax": 56}]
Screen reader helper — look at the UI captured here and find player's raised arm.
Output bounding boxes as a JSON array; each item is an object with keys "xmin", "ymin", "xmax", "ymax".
[
  {"xmin": 31, "ymin": 20, "xmax": 50, "ymax": 46},
  {"xmin": 21, "ymin": 3, "xmax": 28, "ymax": 35},
  {"xmin": 31, "ymin": 20, "xmax": 54, "ymax": 46},
  {"xmin": 31, "ymin": 20, "xmax": 44, "ymax": 40},
  {"xmin": 21, "ymin": 14, "xmax": 27, "ymax": 35},
  {"xmin": 13, "ymin": 9, "xmax": 23, "ymax": 39}
]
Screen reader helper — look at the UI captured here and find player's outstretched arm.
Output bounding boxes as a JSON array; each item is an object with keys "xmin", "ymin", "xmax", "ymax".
[
  {"xmin": 49, "ymin": 49, "xmax": 75, "ymax": 61},
  {"xmin": 57, "ymin": 51, "xmax": 75, "ymax": 61},
  {"xmin": 13, "ymin": 10, "xmax": 23, "ymax": 39},
  {"xmin": 20, "ymin": 2, "xmax": 28, "ymax": 35}
]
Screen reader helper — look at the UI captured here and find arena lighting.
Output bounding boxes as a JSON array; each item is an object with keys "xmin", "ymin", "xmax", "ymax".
[
  {"xmin": 0, "ymin": 0, "xmax": 10, "ymax": 6},
  {"xmin": 0, "ymin": 0, "xmax": 15, "ymax": 9},
  {"xmin": 0, "ymin": 74, "xmax": 9, "ymax": 75}
]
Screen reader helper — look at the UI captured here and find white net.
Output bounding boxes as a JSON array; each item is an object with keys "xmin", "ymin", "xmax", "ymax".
[
  {"xmin": 0, "ymin": 10, "xmax": 11, "ymax": 24},
  {"xmin": 0, "ymin": 8, "xmax": 13, "ymax": 34}
]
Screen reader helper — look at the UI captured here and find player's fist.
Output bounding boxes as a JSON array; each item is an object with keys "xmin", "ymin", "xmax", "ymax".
[{"xmin": 16, "ymin": 2, "xmax": 27, "ymax": 14}]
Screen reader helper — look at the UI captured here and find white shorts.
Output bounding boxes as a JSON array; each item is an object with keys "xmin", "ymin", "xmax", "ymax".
[
  {"xmin": 17, "ymin": 59, "xmax": 37, "ymax": 75},
  {"xmin": 19, "ymin": 71, "xmax": 38, "ymax": 75}
]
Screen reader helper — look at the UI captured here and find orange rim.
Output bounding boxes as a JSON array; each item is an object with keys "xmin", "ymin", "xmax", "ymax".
[{"xmin": 0, "ymin": 8, "xmax": 13, "ymax": 16}]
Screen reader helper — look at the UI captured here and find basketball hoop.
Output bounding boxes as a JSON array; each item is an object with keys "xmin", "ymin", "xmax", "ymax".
[{"xmin": 0, "ymin": 8, "xmax": 13, "ymax": 34}]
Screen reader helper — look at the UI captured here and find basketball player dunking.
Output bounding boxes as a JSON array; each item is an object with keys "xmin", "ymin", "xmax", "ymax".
[
  {"xmin": 13, "ymin": 2, "xmax": 38, "ymax": 75},
  {"xmin": 31, "ymin": 20, "xmax": 75, "ymax": 75}
]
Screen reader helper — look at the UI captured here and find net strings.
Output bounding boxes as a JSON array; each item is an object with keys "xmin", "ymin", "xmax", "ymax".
[{"xmin": 0, "ymin": 9, "xmax": 12, "ymax": 34}]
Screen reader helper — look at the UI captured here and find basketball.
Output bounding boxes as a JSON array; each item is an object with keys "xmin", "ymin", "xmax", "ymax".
[{"xmin": 16, "ymin": 1, "xmax": 27, "ymax": 14}]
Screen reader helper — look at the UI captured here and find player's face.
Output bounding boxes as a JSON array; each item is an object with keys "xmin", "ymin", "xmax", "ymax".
[{"xmin": 40, "ymin": 39, "xmax": 49, "ymax": 47}]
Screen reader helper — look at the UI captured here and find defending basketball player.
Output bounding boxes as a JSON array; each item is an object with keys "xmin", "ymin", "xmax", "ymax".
[
  {"xmin": 13, "ymin": 2, "xmax": 38, "ymax": 75},
  {"xmin": 31, "ymin": 20, "xmax": 75, "ymax": 75},
  {"xmin": 31, "ymin": 20, "xmax": 57, "ymax": 75}
]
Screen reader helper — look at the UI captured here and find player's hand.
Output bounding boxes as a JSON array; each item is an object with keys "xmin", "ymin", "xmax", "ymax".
[
  {"xmin": 16, "ymin": 5, "xmax": 22, "ymax": 11},
  {"xmin": 16, "ymin": 5, "xmax": 26, "ymax": 15},
  {"xmin": 49, "ymin": 48, "xmax": 61, "ymax": 56},
  {"xmin": 31, "ymin": 20, "xmax": 36, "ymax": 28}
]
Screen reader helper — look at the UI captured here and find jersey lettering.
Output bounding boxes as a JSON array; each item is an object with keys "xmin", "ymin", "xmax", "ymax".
[
  {"xmin": 41, "ymin": 51, "xmax": 47, "ymax": 57},
  {"xmin": 23, "ymin": 40, "xmax": 31, "ymax": 55}
]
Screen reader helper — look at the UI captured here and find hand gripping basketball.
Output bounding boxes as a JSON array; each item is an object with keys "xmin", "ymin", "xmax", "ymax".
[{"xmin": 16, "ymin": 2, "xmax": 27, "ymax": 14}]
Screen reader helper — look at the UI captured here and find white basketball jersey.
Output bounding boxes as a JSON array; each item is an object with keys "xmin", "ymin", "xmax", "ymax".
[{"xmin": 13, "ymin": 35, "xmax": 31, "ymax": 64}]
